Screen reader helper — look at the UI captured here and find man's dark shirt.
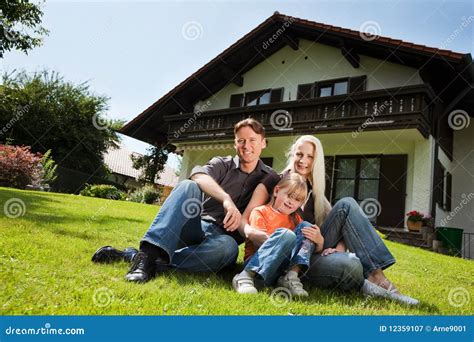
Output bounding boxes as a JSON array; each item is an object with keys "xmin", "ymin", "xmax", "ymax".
[{"xmin": 190, "ymin": 155, "xmax": 277, "ymax": 243}]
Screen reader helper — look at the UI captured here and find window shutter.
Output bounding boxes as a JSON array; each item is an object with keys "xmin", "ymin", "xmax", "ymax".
[
  {"xmin": 297, "ymin": 84, "xmax": 313, "ymax": 100},
  {"xmin": 270, "ymin": 88, "xmax": 283, "ymax": 103},
  {"xmin": 349, "ymin": 76, "xmax": 367, "ymax": 93},
  {"xmin": 378, "ymin": 155, "xmax": 408, "ymax": 228},
  {"xmin": 445, "ymin": 172, "xmax": 452, "ymax": 211},
  {"xmin": 433, "ymin": 159, "xmax": 445, "ymax": 207},
  {"xmin": 229, "ymin": 94, "xmax": 244, "ymax": 107}
]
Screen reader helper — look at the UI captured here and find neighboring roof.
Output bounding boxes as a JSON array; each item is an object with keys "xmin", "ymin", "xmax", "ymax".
[
  {"xmin": 121, "ymin": 11, "xmax": 473, "ymax": 144},
  {"xmin": 104, "ymin": 144, "xmax": 179, "ymax": 187}
]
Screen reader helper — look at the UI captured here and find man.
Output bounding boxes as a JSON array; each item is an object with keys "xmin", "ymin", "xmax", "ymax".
[{"xmin": 93, "ymin": 118, "xmax": 277, "ymax": 283}]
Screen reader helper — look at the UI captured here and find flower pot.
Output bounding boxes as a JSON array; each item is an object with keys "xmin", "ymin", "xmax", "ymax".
[{"xmin": 407, "ymin": 220, "xmax": 423, "ymax": 231}]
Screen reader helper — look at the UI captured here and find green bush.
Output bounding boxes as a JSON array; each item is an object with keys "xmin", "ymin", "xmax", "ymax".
[
  {"xmin": 127, "ymin": 185, "xmax": 161, "ymax": 204},
  {"xmin": 80, "ymin": 184, "xmax": 125, "ymax": 200}
]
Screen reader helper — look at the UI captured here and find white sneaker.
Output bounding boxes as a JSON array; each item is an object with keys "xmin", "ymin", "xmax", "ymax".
[
  {"xmin": 362, "ymin": 280, "xmax": 419, "ymax": 305},
  {"xmin": 232, "ymin": 273, "xmax": 258, "ymax": 294},
  {"xmin": 277, "ymin": 272, "xmax": 308, "ymax": 297}
]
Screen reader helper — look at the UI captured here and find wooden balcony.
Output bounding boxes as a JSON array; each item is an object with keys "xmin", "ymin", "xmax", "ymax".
[{"xmin": 164, "ymin": 84, "xmax": 434, "ymax": 143}]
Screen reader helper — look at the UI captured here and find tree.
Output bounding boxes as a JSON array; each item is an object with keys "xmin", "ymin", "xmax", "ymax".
[
  {"xmin": 0, "ymin": 70, "xmax": 124, "ymax": 182},
  {"xmin": 131, "ymin": 144, "xmax": 174, "ymax": 184},
  {"xmin": 0, "ymin": 0, "xmax": 49, "ymax": 58}
]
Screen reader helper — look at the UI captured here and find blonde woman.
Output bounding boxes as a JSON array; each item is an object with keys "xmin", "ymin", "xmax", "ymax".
[{"xmin": 240, "ymin": 135, "xmax": 419, "ymax": 305}]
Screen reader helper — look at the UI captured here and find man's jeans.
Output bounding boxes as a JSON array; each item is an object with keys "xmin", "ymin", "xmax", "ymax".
[
  {"xmin": 305, "ymin": 197, "xmax": 395, "ymax": 291},
  {"xmin": 141, "ymin": 180, "xmax": 239, "ymax": 272},
  {"xmin": 244, "ymin": 222, "xmax": 315, "ymax": 286}
]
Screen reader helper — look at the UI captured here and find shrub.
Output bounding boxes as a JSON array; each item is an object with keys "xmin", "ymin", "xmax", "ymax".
[
  {"xmin": 40, "ymin": 149, "xmax": 58, "ymax": 187},
  {"xmin": 80, "ymin": 184, "xmax": 125, "ymax": 200},
  {"xmin": 0, "ymin": 144, "xmax": 42, "ymax": 189},
  {"xmin": 127, "ymin": 185, "xmax": 161, "ymax": 204}
]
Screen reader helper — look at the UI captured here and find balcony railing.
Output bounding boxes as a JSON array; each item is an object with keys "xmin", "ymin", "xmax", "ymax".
[{"xmin": 164, "ymin": 84, "xmax": 434, "ymax": 142}]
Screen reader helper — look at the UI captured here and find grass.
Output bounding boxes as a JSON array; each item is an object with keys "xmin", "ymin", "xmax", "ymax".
[{"xmin": 1, "ymin": 187, "xmax": 473, "ymax": 315}]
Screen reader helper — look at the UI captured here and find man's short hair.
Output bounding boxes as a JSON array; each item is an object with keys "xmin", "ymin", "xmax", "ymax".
[{"xmin": 234, "ymin": 118, "xmax": 266, "ymax": 138}]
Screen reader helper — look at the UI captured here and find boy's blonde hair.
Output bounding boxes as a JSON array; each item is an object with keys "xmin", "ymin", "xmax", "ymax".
[{"xmin": 271, "ymin": 173, "xmax": 308, "ymax": 226}]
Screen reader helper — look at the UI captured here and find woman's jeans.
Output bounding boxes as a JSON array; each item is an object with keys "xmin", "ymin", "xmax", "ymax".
[
  {"xmin": 304, "ymin": 197, "xmax": 395, "ymax": 291},
  {"xmin": 244, "ymin": 222, "xmax": 315, "ymax": 286}
]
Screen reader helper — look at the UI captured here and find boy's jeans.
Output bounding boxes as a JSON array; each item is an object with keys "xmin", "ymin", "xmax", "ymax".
[{"xmin": 244, "ymin": 221, "xmax": 315, "ymax": 285}]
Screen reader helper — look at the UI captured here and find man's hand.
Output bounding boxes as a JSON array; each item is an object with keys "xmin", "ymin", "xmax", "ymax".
[
  {"xmin": 222, "ymin": 197, "xmax": 241, "ymax": 231},
  {"xmin": 247, "ymin": 228, "xmax": 269, "ymax": 247},
  {"xmin": 321, "ymin": 248, "xmax": 338, "ymax": 256}
]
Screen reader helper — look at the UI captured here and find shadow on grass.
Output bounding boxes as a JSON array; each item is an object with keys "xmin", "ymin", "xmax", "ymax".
[{"xmin": 92, "ymin": 259, "xmax": 439, "ymax": 313}]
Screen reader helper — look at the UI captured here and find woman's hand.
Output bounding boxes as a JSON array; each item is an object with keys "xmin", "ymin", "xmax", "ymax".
[{"xmin": 321, "ymin": 248, "xmax": 338, "ymax": 256}]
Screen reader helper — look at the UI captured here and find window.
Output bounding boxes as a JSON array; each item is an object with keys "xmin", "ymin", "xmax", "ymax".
[
  {"xmin": 333, "ymin": 156, "xmax": 381, "ymax": 222},
  {"xmin": 317, "ymin": 80, "xmax": 349, "ymax": 97},
  {"xmin": 246, "ymin": 89, "xmax": 271, "ymax": 106},
  {"xmin": 296, "ymin": 76, "xmax": 366, "ymax": 101},
  {"xmin": 229, "ymin": 88, "xmax": 284, "ymax": 107}
]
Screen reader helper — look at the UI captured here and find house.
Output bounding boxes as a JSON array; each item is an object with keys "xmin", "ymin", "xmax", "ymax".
[
  {"xmin": 120, "ymin": 12, "xmax": 473, "ymax": 256},
  {"xmin": 104, "ymin": 144, "xmax": 179, "ymax": 189}
]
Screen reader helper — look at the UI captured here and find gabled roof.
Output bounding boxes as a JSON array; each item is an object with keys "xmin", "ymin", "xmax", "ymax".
[
  {"xmin": 104, "ymin": 144, "xmax": 179, "ymax": 187},
  {"xmin": 121, "ymin": 12, "xmax": 473, "ymax": 144}
]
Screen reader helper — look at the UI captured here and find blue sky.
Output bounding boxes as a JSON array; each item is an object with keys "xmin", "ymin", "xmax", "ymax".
[{"xmin": 2, "ymin": 0, "xmax": 473, "ymax": 168}]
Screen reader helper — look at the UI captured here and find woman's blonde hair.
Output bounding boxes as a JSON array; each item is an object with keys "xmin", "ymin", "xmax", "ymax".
[
  {"xmin": 271, "ymin": 173, "xmax": 308, "ymax": 226},
  {"xmin": 283, "ymin": 135, "xmax": 331, "ymax": 226}
]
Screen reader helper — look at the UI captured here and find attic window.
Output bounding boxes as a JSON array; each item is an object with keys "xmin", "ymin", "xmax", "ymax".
[
  {"xmin": 229, "ymin": 88, "xmax": 284, "ymax": 107},
  {"xmin": 297, "ymin": 76, "xmax": 366, "ymax": 101}
]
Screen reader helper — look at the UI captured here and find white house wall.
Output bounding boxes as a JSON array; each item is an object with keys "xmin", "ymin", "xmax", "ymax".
[
  {"xmin": 195, "ymin": 39, "xmax": 424, "ymax": 111},
  {"xmin": 436, "ymin": 125, "xmax": 474, "ymax": 234}
]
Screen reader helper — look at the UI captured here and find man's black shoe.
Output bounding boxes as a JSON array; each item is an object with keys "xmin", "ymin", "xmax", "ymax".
[
  {"xmin": 124, "ymin": 252, "xmax": 155, "ymax": 283},
  {"xmin": 92, "ymin": 246, "xmax": 123, "ymax": 263}
]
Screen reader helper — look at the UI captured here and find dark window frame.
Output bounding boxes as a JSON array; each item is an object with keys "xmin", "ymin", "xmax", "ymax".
[
  {"xmin": 229, "ymin": 88, "xmax": 284, "ymax": 107},
  {"xmin": 331, "ymin": 155, "xmax": 381, "ymax": 204}
]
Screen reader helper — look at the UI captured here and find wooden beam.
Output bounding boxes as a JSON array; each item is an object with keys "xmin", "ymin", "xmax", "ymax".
[
  {"xmin": 282, "ymin": 34, "xmax": 299, "ymax": 50},
  {"xmin": 341, "ymin": 45, "xmax": 360, "ymax": 68},
  {"xmin": 221, "ymin": 64, "xmax": 243, "ymax": 87}
]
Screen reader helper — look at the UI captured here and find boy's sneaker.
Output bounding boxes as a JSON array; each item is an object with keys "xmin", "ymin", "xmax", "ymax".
[
  {"xmin": 232, "ymin": 273, "xmax": 258, "ymax": 294},
  {"xmin": 277, "ymin": 272, "xmax": 308, "ymax": 297}
]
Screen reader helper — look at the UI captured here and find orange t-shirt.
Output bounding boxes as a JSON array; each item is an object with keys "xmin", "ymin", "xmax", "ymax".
[{"xmin": 244, "ymin": 204, "xmax": 303, "ymax": 261}]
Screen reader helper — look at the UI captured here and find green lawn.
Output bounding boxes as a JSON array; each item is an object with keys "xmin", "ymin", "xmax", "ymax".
[{"xmin": 1, "ymin": 187, "xmax": 473, "ymax": 315}]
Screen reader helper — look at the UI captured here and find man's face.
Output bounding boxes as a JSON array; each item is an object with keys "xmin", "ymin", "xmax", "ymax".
[{"xmin": 234, "ymin": 126, "xmax": 266, "ymax": 165}]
